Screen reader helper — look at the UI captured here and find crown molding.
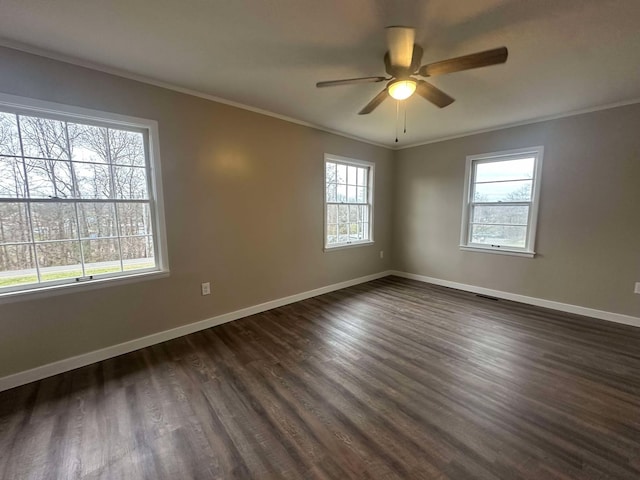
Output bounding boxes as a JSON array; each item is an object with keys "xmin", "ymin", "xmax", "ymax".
[
  {"xmin": 393, "ymin": 97, "xmax": 640, "ymax": 150},
  {"xmin": 0, "ymin": 38, "xmax": 391, "ymax": 150},
  {"xmin": 2, "ymin": 38, "xmax": 640, "ymax": 153}
]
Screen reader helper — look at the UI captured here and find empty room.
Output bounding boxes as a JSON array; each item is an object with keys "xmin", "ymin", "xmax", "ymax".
[{"xmin": 0, "ymin": 1, "xmax": 639, "ymax": 479}]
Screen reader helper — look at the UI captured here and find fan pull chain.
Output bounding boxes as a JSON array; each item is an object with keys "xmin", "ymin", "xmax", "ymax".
[
  {"xmin": 404, "ymin": 101, "xmax": 407, "ymax": 134},
  {"xmin": 395, "ymin": 100, "xmax": 399, "ymax": 143}
]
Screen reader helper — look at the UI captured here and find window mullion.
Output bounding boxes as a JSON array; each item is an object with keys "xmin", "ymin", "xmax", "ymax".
[
  {"xmin": 64, "ymin": 121, "xmax": 87, "ymax": 279},
  {"xmin": 474, "ymin": 178, "xmax": 533, "ymax": 185},
  {"xmin": 469, "ymin": 222, "xmax": 529, "ymax": 227},
  {"xmin": 0, "ymin": 240, "xmax": 32, "ymax": 247},
  {"xmin": 15, "ymin": 114, "xmax": 42, "ymax": 285},
  {"xmin": 72, "ymin": 201, "xmax": 87, "ymax": 279},
  {"xmin": 470, "ymin": 201, "xmax": 531, "ymax": 207},
  {"xmin": 106, "ymin": 129, "xmax": 125, "ymax": 274},
  {"xmin": 0, "ymin": 97, "xmax": 166, "ymax": 296}
]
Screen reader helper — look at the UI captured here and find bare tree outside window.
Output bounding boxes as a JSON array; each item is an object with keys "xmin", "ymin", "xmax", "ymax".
[
  {"xmin": 324, "ymin": 156, "xmax": 373, "ymax": 249},
  {"xmin": 0, "ymin": 109, "xmax": 158, "ymax": 290}
]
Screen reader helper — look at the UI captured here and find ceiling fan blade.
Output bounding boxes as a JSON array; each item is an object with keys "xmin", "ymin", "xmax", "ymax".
[
  {"xmin": 316, "ymin": 76, "xmax": 386, "ymax": 88},
  {"xmin": 416, "ymin": 80, "xmax": 455, "ymax": 108},
  {"xmin": 385, "ymin": 26, "xmax": 415, "ymax": 68},
  {"xmin": 418, "ymin": 47, "xmax": 508, "ymax": 77},
  {"xmin": 410, "ymin": 44, "xmax": 424, "ymax": 73},
  {"xmin": 358, "ymin": 88, "xmax": 389, "ymax": 115}
]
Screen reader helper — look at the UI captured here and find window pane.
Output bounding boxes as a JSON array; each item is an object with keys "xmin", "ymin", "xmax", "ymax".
[
  {"xmin": 121, "ymin": 236, "xmax": 155, "ymax": 270},
  {"xmin": 326, "ymin": 183, "xmax": 336, "ymax": 202},
  {"xmin": 336, "ymin": 164, "xmax": 347, "ymax": 184},
  {"xmin": 31, "ymin": 203, "xmax": 78, "ymax": 241},
  {"xmin": 68, "ymin": 123, "xmax": 109, "ymax": 164},
  {"xmin": 470, "ymin": 224, "xmax": 527, "ymax": 248},
  {"xmin": 109, "ymin": 129, "xmax": 145, "ymax": 166},
  {"xmin": 348, "ymin": 223, "xmax": 357, "ymax": 240},
  {"xmin": 357, "ymin": 167, "xmax": 366, "ymax": 187},
  {"xmin": 360, "ymin": 223, "xmax": 367, "ymax": 240},
  {"xmin": 326, "ymin": 224, "xmax": 337, "ymax": 245},
  {"xmin": 472, "ymin": 205, "xmax": 529, "ymax": 225},
  {"xmin": 0, "ymin": 203, "xmax": 31, "ymax": 243},
  {"xmin": 19, "ymin": 116, "xmax": 69, "ymax": 160},
  {"xmin": 36, "ymin": 241, "xmax": 82, "ymax": 281},
  {"xmin": 347, "ymin": 185, "xmax": 357, "ymax": 203},
  {"xmin": 337, "ymin": 184, "xmax": 346, "ymax": 202},
  {"xmin": 74, "ymin": 162, "xmax": 112, "ymax": 199},
  {"xmin": 0, "ymin": 157, "xmax": 27, "ymax": 198},
  {"xmin": 326, "ymin": 204, "xmax": 337, "ymax": 224},
  {"xmin": 475, "ymin": 158, "xmax": 534, "ymax": 183},
  {"xmin": 113, "ymin": 166, "xmax": 148, "ymax": 199},
  {"xmin": 347, "ymin": 166, "xmax": 357, "ymax": 185},
  {"xmin": 474, "ymin": 180, "xmax": 532, "ymax": 202},
  {"xmin": 349, "ymin": 205, "xmax": 358, "ymax": 223},
  {"xmin": 78, "ymin": 203, "xmax": 118, "ymax": 239},
  {"xmin": 325, "ymin": 162, "xmax": 336, "ymax": 183},
  {"xmin": 117, "ymin": 203, "xmax": 153, "ymax": 236},
  {"xmin": 337, "ymin": 223, "xmax": 348, "ymax": 243},
  {"xmin": 337, "ymin": 205, "xmax": 348, "ymax": 224},
  {"xmin": 82, "ymin": 239, "xmax": 122, "ymax": 276},
  {"xmin": 0, "ymin": 112, "xmax": 21, "ymax": 156},
  {"xmin": 25, "ymin": 158, "xmax": 74, "ymax": 198},
  {"xmin": 358, "ymin": 205, "xmax": 368, "ymax": 223},
  {"xmin": 356, "ymin": 186, "xmax": 366, "ymax": 203},
  {"xmin": 0, "ymin": 245, "xmax": 37, "ymax": 288}
]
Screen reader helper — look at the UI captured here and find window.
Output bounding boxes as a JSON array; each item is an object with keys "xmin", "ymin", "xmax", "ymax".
[
  {"xmin": 460, "ymin": 146, "xmax": 544, "ymax": 257},
  {"xmin": 324, "ymin": 154, "xmax": 374, "ymax": 249},
  {"xmin": 0, "ymin": 93, "xmax": 168, "ymax": 298}
]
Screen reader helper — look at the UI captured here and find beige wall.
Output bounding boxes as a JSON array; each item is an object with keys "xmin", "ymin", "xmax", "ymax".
[
  {"xmin": 0, "ymin": 47, "xmax": 394, "ymax": 378},
  {"xmin": 393, "ymin": 105, "xmax": 640, "ymax": 317},
  {"xmin": 1, "ymin": 45, "xmax": 639, "ymax": 381}
]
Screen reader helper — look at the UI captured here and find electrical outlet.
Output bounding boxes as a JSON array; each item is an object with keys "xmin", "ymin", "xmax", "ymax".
[
  {"xmin": 635, "ymin": 282, "xmax": 640, "ymax": 294},
  {"xmin": 201, "ymin": 282, "xmax": 211, "ymax": 296},
  {"xmin": 379, "ymin": 250, "xmax": 384, "ymax": 259}
]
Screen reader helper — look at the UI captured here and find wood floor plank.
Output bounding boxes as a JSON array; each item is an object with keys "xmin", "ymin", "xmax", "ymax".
[{"xmin": 1, "ymin": 276, "xmax": 640, "ymax": 479}]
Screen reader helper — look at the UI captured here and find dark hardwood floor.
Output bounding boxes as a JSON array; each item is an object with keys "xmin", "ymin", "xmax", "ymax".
[{"xmin": 1, "ymin": 276, "xmax": 639, "ymax": 479}]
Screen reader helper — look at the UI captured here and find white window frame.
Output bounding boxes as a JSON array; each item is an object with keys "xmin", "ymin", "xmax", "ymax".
[
  {"xmin": 0, "ymin": 92, "xmax": 169, "ymax": 303},
  {"xmin": 323, "ymin": 153, "xmax": 374, "ymax": 251},
  {"xmin": 460, "ymin": 146, "xmax": 544, "ymax": 258}
]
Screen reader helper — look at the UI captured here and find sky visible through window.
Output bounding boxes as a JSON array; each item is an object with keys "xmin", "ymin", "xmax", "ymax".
[
  {"xmin": 470, "ymin": 157, "xmax": 535, "ymax": 248},
  {"xmin": 0, "ymin": 110, "xmax": 157, "ymax": 291}
]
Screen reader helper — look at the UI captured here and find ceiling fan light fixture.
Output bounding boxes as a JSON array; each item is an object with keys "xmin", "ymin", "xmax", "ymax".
[{"xmin": 388, "ymin": 79, "xmax": 417, "ymax": 100}]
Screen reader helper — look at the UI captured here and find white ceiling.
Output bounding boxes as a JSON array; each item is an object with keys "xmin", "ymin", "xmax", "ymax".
[{"xmin": 1, "ymin": 0, "xmax": 640, "ymax": 147}]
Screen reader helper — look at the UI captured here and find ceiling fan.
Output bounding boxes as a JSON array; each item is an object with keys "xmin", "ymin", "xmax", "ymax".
[{"xmin": 316, "ymin": 26, "xmax": 508, "ymax": 115}]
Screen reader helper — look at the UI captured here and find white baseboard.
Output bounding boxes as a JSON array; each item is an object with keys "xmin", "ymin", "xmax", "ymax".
[
  {"xmin": 4, "ymin": 269, "xmax": 637, "ymax": 392},
  {"xmin": 390, "ymin": 270, "xmax": 640, "ymax": 328},
  {"xmin": 0, "ymin": 270, "xmax": 393, "ymax": 392}
]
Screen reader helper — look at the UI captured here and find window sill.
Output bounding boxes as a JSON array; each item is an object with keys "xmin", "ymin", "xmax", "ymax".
[
  {"xmin": 459, "ymin": 245, "xmax": 535, "ymax": 258},
  {"xmin": 324, "ymin": 240, "xmax": 374, "ymax": 252},
  {"xmin": 0, "ymin": 270, "xmax": 170, "ymax": 305}
]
